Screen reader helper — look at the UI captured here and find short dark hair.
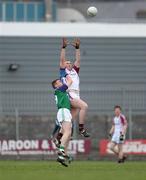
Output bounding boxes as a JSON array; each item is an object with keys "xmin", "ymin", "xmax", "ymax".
[
  {"xmin": 51, "ymin": 79, "xmax": 59, "ymax": 89},
  {"xmin": 114, "ymin": 105, "xmax": 122, "ymax": 110}
]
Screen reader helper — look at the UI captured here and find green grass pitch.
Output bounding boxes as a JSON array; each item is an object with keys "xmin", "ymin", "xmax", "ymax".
[{"xmin": 0, "ymin": 161, "xmax": 146, "ymax": 180}]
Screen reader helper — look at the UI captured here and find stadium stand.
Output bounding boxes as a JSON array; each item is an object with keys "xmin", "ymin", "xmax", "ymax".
[
  {"xmin": 0, "ymin": 1, "xmax": 46, "ymax": 22},
  {"xmin": 1, "ymin": 1, "xmax": 146, "ymax": 22}
]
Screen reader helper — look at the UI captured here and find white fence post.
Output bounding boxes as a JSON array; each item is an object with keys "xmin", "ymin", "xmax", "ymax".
[
  {"xmin": 15, "ymin": 107, "xmax": 19, "ymax": 140},
  {"xmin": 128, "ymin": 107, "xmax": 132, "ymax": 140}
]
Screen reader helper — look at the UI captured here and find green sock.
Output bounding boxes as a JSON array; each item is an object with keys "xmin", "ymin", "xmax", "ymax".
[{"xmin": 59, "ymin": 145, "xmax": 64, "ymax": 151}]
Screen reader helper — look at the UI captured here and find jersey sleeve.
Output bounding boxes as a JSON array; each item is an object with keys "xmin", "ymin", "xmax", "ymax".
[
  {"xmin": 58, "ymin": 84, "xmax": 68, "ymax": 92},
  {"xmin": 60, "ymin": 68, "xmax": 68, "ymax": 78},
  {"xmin": 73, "ymin": 65, "xmax": 80, "ymax": 74},
  {"xmin": 120, "ymin": 115, "xmax": 127, "ymax": 125}
]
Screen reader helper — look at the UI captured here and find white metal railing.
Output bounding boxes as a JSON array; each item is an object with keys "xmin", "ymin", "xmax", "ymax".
[{"xmin": 0, "ymin": 88, "xmax": 146, "ymax": 116}]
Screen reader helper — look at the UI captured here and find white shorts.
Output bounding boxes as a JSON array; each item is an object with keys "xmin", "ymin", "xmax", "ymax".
[
  {"xmin": 68, "ymin": 91, "xmax": 80, "ymax": 100},
  {"xmin": 57, "ymin": 108, "xmax": 72, "ymax": 124},
  {"xmin": 111, "ymin": 132, "xmax": 125, "ymax": 144}
]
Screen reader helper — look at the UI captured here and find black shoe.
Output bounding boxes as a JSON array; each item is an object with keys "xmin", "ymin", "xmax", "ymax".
[
  {"xmin": 79, "ymin": 129, "xmax": 90, "ymax": 137},
  {"xmin": 118, "ymin": 159, "xmax": 124, "ymax": 163},
  {"xmin": 58, "ymin": 150, "xmax": 73, "ymax": 163},
  {"xmin": 122, "ymin": 155, "xmax": 127, "ymax": 162},
  {"xmin": 57, "ymin": 156, "xmax": 68, "ymax": 167}
]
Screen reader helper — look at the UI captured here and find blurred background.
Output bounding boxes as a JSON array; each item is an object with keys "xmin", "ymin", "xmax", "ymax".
[
  {"xmin": 0, "ymin": 0, "xmax": 146, "ymax": 160},
  {"xmin": 1, "ymin": 0, "xmax": 146, "ymax": 23}
]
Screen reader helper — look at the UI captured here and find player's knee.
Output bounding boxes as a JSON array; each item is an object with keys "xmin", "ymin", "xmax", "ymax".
[{"xmin": 82, "ymin": 103, "xmax": 88, "ymax": 110}]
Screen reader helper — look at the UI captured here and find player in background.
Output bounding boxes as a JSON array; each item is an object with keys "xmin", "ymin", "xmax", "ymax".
[
  {"xmin": 109, "ymin": 105, "xmax": 128, "ymax": 163},
  {"xmin": 51, "ymin": 73, "xmax": 72, "ymax": 167},
  {"xmin": 59, "ymin": 37, "xmax": 90, "ymax": 138}
]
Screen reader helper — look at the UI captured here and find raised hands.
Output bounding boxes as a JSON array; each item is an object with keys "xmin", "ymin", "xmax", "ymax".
[
  {"xmin": 62, "ymin": 38, "xmax": 69, "ymax": 48},
  {"xmin": 62, "ymin": 38, "xmax": 80, "ymax": 49},
  {"xmin": 71, "ymin": 38, "xmax": 80, "ymax": 49}
]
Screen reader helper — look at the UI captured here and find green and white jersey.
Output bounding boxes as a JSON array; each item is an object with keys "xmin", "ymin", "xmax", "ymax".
[{"xmin": 54, "ymin": 84, "xmax": 70, "ymax": 110}]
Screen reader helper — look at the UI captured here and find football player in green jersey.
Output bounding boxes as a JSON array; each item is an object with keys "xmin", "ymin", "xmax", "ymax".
[{"xmin": 52, "ymin": 73, "xmax": 72, "ymax": 167}]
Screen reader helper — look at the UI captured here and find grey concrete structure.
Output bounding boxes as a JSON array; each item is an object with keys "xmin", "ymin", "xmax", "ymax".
[{"xmin": 0, "ymin": 37, "xmax": 146, "ymax": 116}]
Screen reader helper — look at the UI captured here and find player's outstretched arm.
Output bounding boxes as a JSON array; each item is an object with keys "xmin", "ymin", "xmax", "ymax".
[
  {"xmin": 71, "ymin": 38, "xmax": 80, "ymax": 68},
  {"xmin": 60, "ymin": 38, "xmax": 68, "ymax": 68}
]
